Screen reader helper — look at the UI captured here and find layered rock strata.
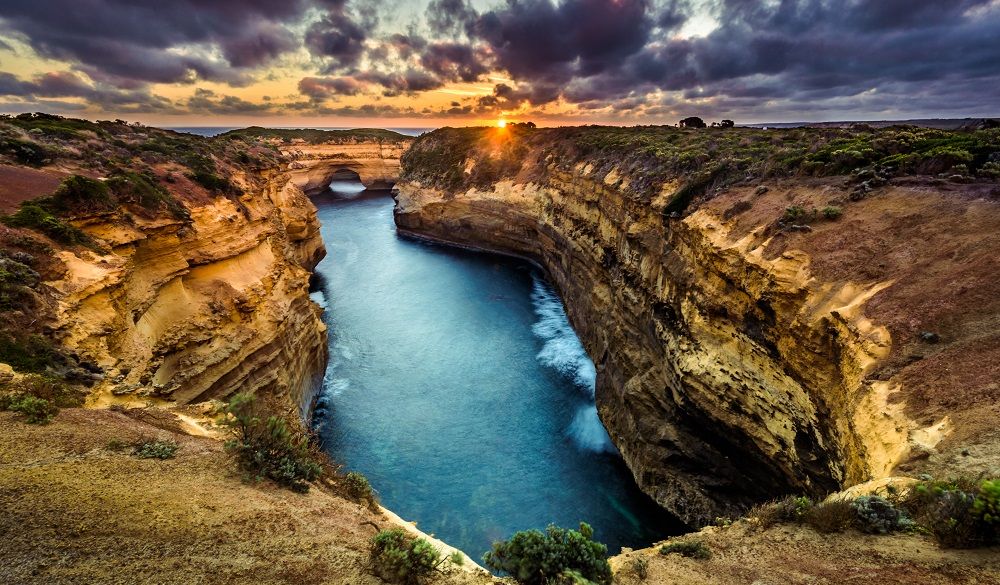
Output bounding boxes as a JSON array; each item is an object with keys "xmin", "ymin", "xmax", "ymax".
[{"xmin": 395, "ymin": 166, "xmax": 1000, "ymax": 525}]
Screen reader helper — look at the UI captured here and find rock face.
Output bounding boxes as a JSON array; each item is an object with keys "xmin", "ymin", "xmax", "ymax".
[
  {"xmin": 50, "ymin": 169, "xmax": 328, "ymax": 413},
  {"xmin": 287, "ymin": 142, "xmax": 411, "ymax": 193},
  {"xmin": 395, "ymin": 151, "xmax": 1000, "ymax": 526}
]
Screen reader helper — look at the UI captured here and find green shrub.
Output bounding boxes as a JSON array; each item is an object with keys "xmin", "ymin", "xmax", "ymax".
[
  {"xmin": 0, "ymin": 373, "xmax": 85, "ymax": 424},
  {"xmin": 851, "ymin": 496, "xmax": 914, "ymax": 534},
  {"xmin": 747, "ymin": 495, "xmax": 814, "ymax": 530},
  {"xmin": 901, "ymin": 478, "xmax": 1000, "ymax": 547},
  {"xmin": 979, "ymin": 161, "xmax": 1000, "ymax": 178},
  {"xmin": 782, "ymin": 205, "xmax": 812, "ymax": 223},
  {"xmin": 343, "ymin": 471, "xmax": 374, "ymax": 502},
  {"xmin": 821, "ymin": 206, "xmax": 843, "ymax": 220},
  {"xmin": 973, "ymin": 480, "xmax": 1000, "ymax": 525},
  {"xmin": 1, "ymin": 202, "xmax": 94, "ymax": 247},
  {"xmin": 47, "ymin": 175, "xmax": 115, "ymax": 214},
  {"xmin": 482, "ymin": 522, "xmax": 612, "ymax": 585},
  {"xmin": 223, "ymin": 392, "xmax": 323, "ymax": 493},
  {"xmin": 106, "ymin": 171, "xmax": 189, "ymax": 219},
  {"xmin": 6, "ymin": 395, "xmax": 58, "ymax": 424},
  {"xmin": 133, "ymin": 439, "xmax": 180, "ymax": 459},
  {"xmin": 0, "ymin": 335, "xmax": 67, "ymax": 373},
  {"xmin": 369, "ymin": 528, "xmax": 441, "ymax": 584},
  {"xmin": 659, "ymin": 540, "xmax": 711, "ymax": 560}
]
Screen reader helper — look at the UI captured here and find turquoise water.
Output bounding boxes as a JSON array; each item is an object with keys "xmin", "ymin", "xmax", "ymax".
[{"xmin": 310, "ymin": 182, "xmax": 681, "ymax": 559}]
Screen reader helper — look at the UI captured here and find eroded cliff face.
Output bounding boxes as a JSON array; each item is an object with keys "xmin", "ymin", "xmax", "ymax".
[
  {"xmin": 287, "ymin": 142, "xmax": 411, "ymax": 193},
  {"xmin": 51, "ymin": 169, "xmax": 327, "ymax": 413},
  {"xmin": 395, "ymin": 159, "xmax": 1000, "ymax": 526}
]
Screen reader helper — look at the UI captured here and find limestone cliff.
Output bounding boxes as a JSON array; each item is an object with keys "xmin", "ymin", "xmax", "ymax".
[
  {"xmin": 0, "ymin": 117, "xmax": 330, "ymax": 414},
  {"xmin": 57, "ymin": 169, "xmax": 328, "ymax": 412},
  {"xmin": 395, "ymin": 125, "xmax": 1000, "ymax": 526}
]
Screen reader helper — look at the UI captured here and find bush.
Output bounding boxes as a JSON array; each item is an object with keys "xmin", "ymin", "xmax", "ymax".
[
  {"xmin": 106, "ymin": 171, "xmax": 189, "ymax": 219},
  {"xmin": 223, "ymin": 392, "xmax": 323, "ymax": 493},
  {"xmin": 0, "ymin": 335, "xmax": 67, "ymax": 374},
  {"xmin": 901, "ymin": 478, "xmax": 1000, "ymax": 547},
  {"xmin": 47, "ymin": 175, "xmax": 115, "ymax": 214},
  {"xmin": 133, "ymin": 439, "xmax": 179, "ymax": 459},
  {"xmin": 803, "ymin": 499, "xmax": 856, "ymax": 533},
  {"xmin": 659, "ymin": 540, "xmax": 711, "ymax": 560},
  {"xmin": 821, "ymin": 206, "xmax": 843, "ymax": 220},
  {"xmin": 627, "ymin": 557, "xmax": 648, "ymax": 580},
  {"xmin": 369, "ymin": 528, "xmax": 441, "ymax": 584},
  {"xmin": 782, "ymin": 205, "xmax": 812, "ymax": 223},
  {"xmin": 482, "ymin": 523, "xmax": 612, "ymax": 585},
  {"xmin": 5, "ymin": 395, "xmax": 59, "ymax": 424},
  {"xmin": 851, "ymin": 496, "xmax": 914, "ymax": 534},
  {"xmin": 973, "ymin": 480, "xmax": 1000, "ymax": 525},
  {"xmin": 0, "ymin": 373, "xmax": 85, "ymax": 424},
  {"xmin": 343, "ymin": 471, "xmax": 374, "ymax": 502},
  {"xmin": 1, "ymin": 203, "xmax": 93, "ymax": 246}
]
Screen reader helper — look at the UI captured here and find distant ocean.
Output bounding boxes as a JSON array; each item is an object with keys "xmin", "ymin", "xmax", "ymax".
[{"xmin": 166, "ymin": 126, "xmax": 436, "ymax": 137}]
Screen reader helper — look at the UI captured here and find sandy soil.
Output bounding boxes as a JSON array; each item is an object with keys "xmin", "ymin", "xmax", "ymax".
[
  {"xmin": 0, "ymin": 408, "xmax": 495, "ymax": 585},
  {"xmin": 611, "ymin": 520, "xmax": 1000, "ymax": 585}
]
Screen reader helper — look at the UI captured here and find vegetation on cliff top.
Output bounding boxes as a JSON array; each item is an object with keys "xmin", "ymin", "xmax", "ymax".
[
  {"xmin": 219, "ymin": 126, "xmax": 412, "ymax": 144},
  {"xmin": 482, "ymin": 522, "xmax": 613, "ymax": 585},
  {"xmin": 747, "ymin": 478, "xmax": 1000, "ymax": 549},
  {"xmin": 401, "ymin": 124, "xmax": 1000, "ymax": 211}
]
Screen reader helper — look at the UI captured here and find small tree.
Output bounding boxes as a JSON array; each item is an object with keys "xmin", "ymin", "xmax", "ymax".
[
  {"xmin": 223, "ymin": 392, "xmax": 322, "ymax": 493},
  {"xmin": 482, "ymin": 523, "xmax": 612, "ymax": 585},
  {"xmin": 720, "ymin": 119, "xmax": 735, "ymax": 128},
  {"xmin": 369, "ymin": 528, "xmax": 442, "ymax": 584},
  {"xmin": 679, "ymin": 116, "xmax": 707, "ymax": 129}
]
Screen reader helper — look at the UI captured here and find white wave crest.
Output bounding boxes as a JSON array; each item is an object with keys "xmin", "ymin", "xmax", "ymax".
[{"xmin": 530, "ymin": 276, "xmax": 597, "ymax": 394}]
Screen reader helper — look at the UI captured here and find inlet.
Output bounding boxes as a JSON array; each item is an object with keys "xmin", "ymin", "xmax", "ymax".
[{"xmin": 310, "ymin": 179, "xmax": 682, "ymax": 559}]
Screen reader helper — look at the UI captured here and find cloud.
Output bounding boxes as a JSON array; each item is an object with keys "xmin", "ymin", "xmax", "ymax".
[
  {"xmin": 305, "ymin": 4, "xmax": 370, "ymax": 71},
  {"xmin": 298, "ymin": 76, "xmax": 367, "ymax": 98},
  {"xmin": 0, "ymin": 70, "xmax": 176, "ymax": 112},
  {"xmin": 0, "ymin": 0, "xmax": 313, "ymax": 86}
]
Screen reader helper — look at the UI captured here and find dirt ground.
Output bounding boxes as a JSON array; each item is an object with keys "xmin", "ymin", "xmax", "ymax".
[
  {"xmin": 0, "ymin": 164, "xmax": 66, "ymax": 213},
  {"xmin": 611, "ymin": 520, "xmax": 1000, "ymax": 585},
  {"xmin": 0, "ymin": 408, "xmax": 495, "ymax": 585}
]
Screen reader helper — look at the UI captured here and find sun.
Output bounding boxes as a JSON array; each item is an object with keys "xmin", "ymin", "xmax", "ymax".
[{"xmin": 497, "ymin": 119, "xmax": 507, "ymax": 129}]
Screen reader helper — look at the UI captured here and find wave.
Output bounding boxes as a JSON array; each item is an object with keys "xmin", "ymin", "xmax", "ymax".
[
  {"xmin": 530, "ymin": 276, "xmax": 597, "ymax": 393},
  {"xmin": 530, "ymin": 275, "xmax": 615, "ymax": 453}
]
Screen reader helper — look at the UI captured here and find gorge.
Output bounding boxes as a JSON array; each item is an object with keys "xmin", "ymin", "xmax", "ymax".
[{"xmin": 1, "ymin": 115, "xmax": 999, "ymax": 584}]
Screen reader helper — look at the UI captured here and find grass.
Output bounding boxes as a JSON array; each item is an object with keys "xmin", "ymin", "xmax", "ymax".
[
  {"xmin": 219, "ymin": 126, "xmax": 411, "ymax": 144},
  {"xmin": 133, "ymin": 439, "xmax": 180, "ymax": 460},
  {"xmin": 400, "ymin": 125, "xmax": 1000, "ymax": 212},
  {"xmin": 659, "ymin": 539, "xmax": 711, "ymax": 560}
]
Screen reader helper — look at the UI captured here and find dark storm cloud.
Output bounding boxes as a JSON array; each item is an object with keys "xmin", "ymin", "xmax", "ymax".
[
  {"xmin": 305, "ymin": 5, "xmax": 371, "ymax": 71},
  {"xmin": 0, "ymin": 0, "xmax": 318, "ymax": 86},
  {"xmin": 419, "ymin": 42, "xmax": 490, "ymax": 82},
  {"xmin": 185, "ymin": 88, "xmax": 273, "ymax": 115},
  {"xmin": 298, "ymin": 76, "xmax": 367, "ymax": 98},
  {"xmin": 0, "ymin": 70, "xmax": 174, "ymax": 112},
  {"xmin": 472, "ymin": 0, "xmax": 654, "ymax": 83}
]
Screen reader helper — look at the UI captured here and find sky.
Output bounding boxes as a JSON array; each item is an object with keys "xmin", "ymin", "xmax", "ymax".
[{"xmin": 0, "ymin": 0, "xmax": 998, "ymax": 127}]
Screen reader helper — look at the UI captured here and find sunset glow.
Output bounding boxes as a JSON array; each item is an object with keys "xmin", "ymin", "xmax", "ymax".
[{"xmin": 0, "ymin": 1, "xmax": 997, "ymax": 126}]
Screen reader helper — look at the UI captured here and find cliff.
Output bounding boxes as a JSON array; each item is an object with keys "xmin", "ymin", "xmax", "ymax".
[
  {"xmin": 396, "ymin": 125, "xmax": 1000, "ymax": 526},
  {"xmin": 0, "ymin": 117, "xmax": 330, "ymax": 413}
]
